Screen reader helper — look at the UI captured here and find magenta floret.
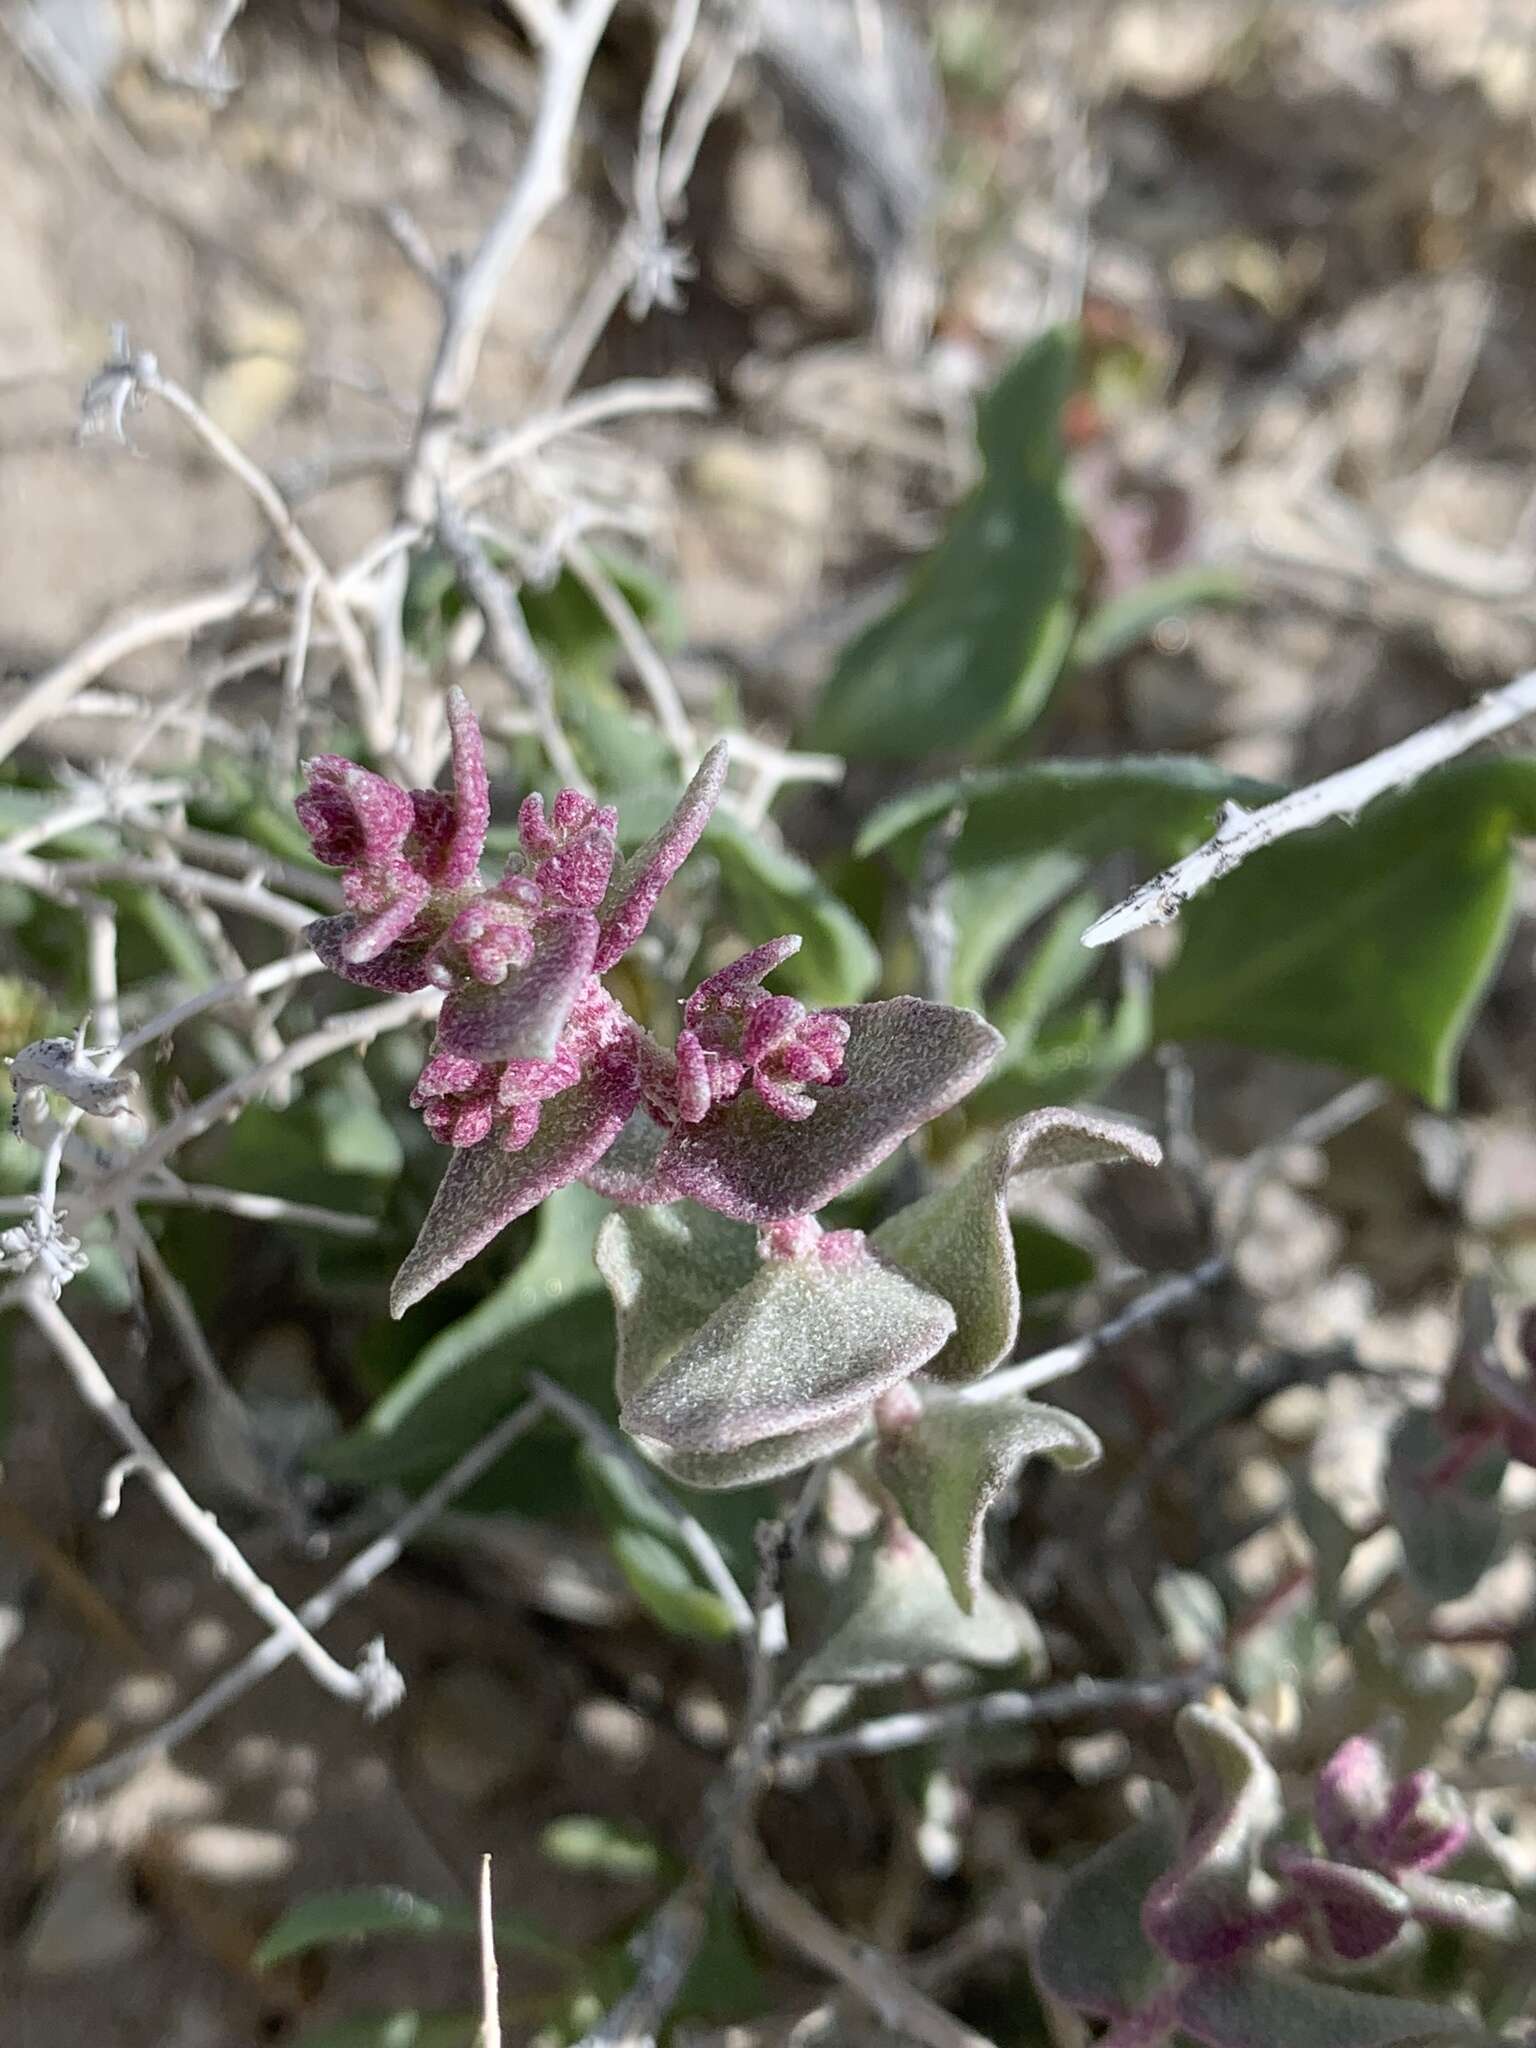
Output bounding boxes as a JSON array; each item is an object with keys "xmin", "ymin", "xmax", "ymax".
[{"xmin": 297, "ymin": 699, "xmax": 1002, "ymax": 1313}]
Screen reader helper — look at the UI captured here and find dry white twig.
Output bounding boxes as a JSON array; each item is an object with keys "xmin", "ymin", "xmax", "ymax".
[
  {"xmin": 0, "ymin": 579, "xmax": 259, "ymax": 769},
  {"xmin": 731, "ymin": 1828, "xmax": 998, "ymax": 2048},
  {"xmin": 400, "ymin": 0, "xmax": 623, "ymax": 523},
  {"xmin": 530, "ymin": 1371, "xmax": 755, "ymax": 1638},
  {"xmin": 23, "ymin": 1285, "xmax": 400, "ymax": 1712},
  {"xmin": 1084, "ymin": 667, "xmax": 1536, "ymax": 947},
  {"xmin": 72, "ymin": 988, "xmax": 439, "ymax": 1223},
  {"xmin": 63, "ymin": 1392, "xmax": 550, "ymax": 1801},
  {"xmin": 478, "ymin": 1854, "xmax": 503, "ymax": 2048},
  {"xmin": 82, "ymin": 340, "xmax": 391, "ymax": 755}
]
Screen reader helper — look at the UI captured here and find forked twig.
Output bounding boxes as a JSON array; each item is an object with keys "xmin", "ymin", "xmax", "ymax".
[
  {"xmin": 1085, "ymin": 666, "xmax": 1536, "ymax": 947},
  {"xmin": 63, "ymin": 1392, "xmax": 551, "ymax": 1801}
]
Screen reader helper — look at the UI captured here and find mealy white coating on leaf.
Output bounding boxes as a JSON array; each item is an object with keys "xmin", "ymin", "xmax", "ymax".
[
  {"xmin": 616, "ymin": 1229, "xmax": 955, "ymax": 1452},
  {"xmin": 1036, "ymin": 1792, "xmax": 1182, "ymax": 2019},
  {"xmin": 435, "ymin": 906, "xmax": 598, "ymax": 1062},
  {"xmin": 596, "ymin": 1202, "xmax": 762, "ymax": 1409},
  {"xmin": 1143, "ymin": 1705, "xmax": 1287, "ymax": 1967},
  {"xmin": 872, "ymin": 1106, "xmax": 1162, "ymax": 1383},
  {"xmin": 792, "ymin": 1531, "xmax": 1043, "ymax": 1693},
  {"xmin": 875, "ymin": 1395, "xmax": 1101, "ymax": 1612},
  {"xmin": 656, "ymin": 996, "xmax": 1004, "ymax": 1221},
  {"xmin": 1173, "ymin": 1964, "xmax": 1487, "ymax": 2047},
  {"xmin": 391, "ymin": 1072, "xmax": 632, "ymax": 1315},
  {"xmin": 627, "ymin": 1409, "xmax": 871, "ymax": 1491}
]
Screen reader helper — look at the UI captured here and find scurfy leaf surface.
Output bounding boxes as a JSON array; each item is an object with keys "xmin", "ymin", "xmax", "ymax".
[
  {"xmin": 392, "ymin": 1072, "xmax": 633, "ymax": 1315},
  {"xmin": 871, "ymin": 1106, "xmax": 1160, "ymax": 1382},
  {"xmin": 656, "ymin": 997, "xmax": 1003, "ymax": 1221},
  {"xmin": 615, "ymin": 1226, "xmax": 955, "ymax": 1455},
  {"xmin": 875, "ymin": 1395, "xmax": 1100, "ymax": 1611}
]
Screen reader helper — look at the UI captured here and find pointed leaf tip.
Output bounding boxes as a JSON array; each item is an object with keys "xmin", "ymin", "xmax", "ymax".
[
  {"xmin": 594, "ymin": 741, "xmax": 729, "ymax": 972},
  {"xmin": 657, "ymin": 997, "xmax": 1003, "ymax": 1222},
  {"xmin": 873, "ymin": 1105, "xmax": 1158, "ymax": 1382},
  {"xmin": 876, "ymin": 1395, "xmax": 1101, "ymax": 1611},
  {"xmin": 391, "ymin": 1071, "xmax": 634, "ymax": 1315}
]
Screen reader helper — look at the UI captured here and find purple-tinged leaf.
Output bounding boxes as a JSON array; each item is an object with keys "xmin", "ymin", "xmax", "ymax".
[
  {"xmin": 1316, "ymin": 1733, "xmax": 1394, "ymax": 1861},
  {"xmin": 1174, "ymin": 1965, "xmax": 1486, "ymax": 2048},
  {"xmin": 1398, "ymin": 1872, "xmax": 1520, "ymax": 1945},
  {"xmin": 875, "ymin": 1394, "xmax": 1100, "ymax": 1612},
  {"xmin": 1036, "ymin": 1792, "xmax": 1181, "ymax": 2021},
  {"xmin": 656, "ymin": 997, "xmax": 1003, "ymax": 1223},
  {"xmin": 1273, "ymin": 1851, "xmax": 1409, "ymax": 1964},
  {"xmin": 297, "ymin": 757, "xmax": 414, "ymax": 869},
  {"xmin": 342, "ymin": 866, "xmax": 433, "ymax": 962},
  {"xmin": 581, "ymin": 1108, "xmax": 669, "ymax": 1204},
  {"xmin": 872, "ymin": 1107, "xmax": 1160, "ymax": 1382},
  {"xmin": 1142, "ymin": 1706, "xmax": 1286, "ymax": 1967},
  {"xmin": 435, "ymin": 908, "xmax": 598, "ymax": 1062},
  {"xmin": 434, "ymin": 685, "xmax": 491, "ymax": 886},
  {"xmin": 608, "ymin": 1208, "xmax": 954, "ymax": 1457},
  {"xmin": 791, "ymin": 1526, "xmax": 1043, "ymax": 1694},
  {"xmin": 307, "ymin": 915, "xmax": 434, "ymax": 992},
  {"xmin": 593, "ymin": 741, "xmax": 728, "ymax": 972},
  {"xmin": 391, "ymin": 1064, "xmax": 636, "ymax": 1316},
  {"xmin": 1385, "ymin": 1408, "xmax": 1507, "ymax": 1605}
]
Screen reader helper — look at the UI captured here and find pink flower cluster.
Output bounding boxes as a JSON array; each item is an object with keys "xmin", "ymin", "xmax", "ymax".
[
  {"xmin": 299, "ymin": 688, "xmax": 851, "ymax": 1164},
  {"xmin": 300, "ymin": 691, "xmax": 1005, "ymax": 1315}
]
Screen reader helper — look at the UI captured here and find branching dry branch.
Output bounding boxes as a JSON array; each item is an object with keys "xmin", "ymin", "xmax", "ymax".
[
  {"xmin": 64, "ymin": 1392, "xmax": 551, "ymax": 1801},
  {"xmin": 23, "ymin": 1285, "xmax": 400, "ymax": 1714},
  {"xmin": 1085, "ymin": 666, "xmax": 1536, "ymax": 946}
]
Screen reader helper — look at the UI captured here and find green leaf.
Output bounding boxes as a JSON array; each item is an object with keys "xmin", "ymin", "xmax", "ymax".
[
  {"xmin": 703, "ymin": 808, "xmax": 880, "ymax": 1006},
  {"xmin": 875, "ymin": 1394, "xmax": 1100, "ymax": 1611},
  {"xmin": 972, "ymin": 965, "xmax": 1153, "ymax": 1118},
  {"xmin": 604, "ymin": 1206, "xmax": 955, "ymax": 1483},
  {"xmin": 857, "ymin": 756, "xmax": 1272, "ymax": 1009},
  {"xmin": 805, "ymin": 330, "xmax": 1078, "ymax": 760},
  {"xmin": 1384, "ymin": 1407, "xmax": 1507, "ymax": 1604},
  {"xmin": 1175, "ymin": 1966, "xmax": 1486, "ymax": 2048},
  {"xmin": 1073, "ymin": 563, "xmax": 1245, "ymax": 668},
  {"xmin": 610, "ymin": 1527, "xmax": 740, "ymax": 1639},
  {"xmin": 254, "ymin": 1887, "xmax": 555, "ymax": 1969},
  {"xmin": 540, "ymin": 1815, "xmax": 665, "ymax": 1883},
  {"xmin": 314, "ymin": 1077, "xmax": 405, "ymax": 1181},
  {"xmin": 1155, "ymin": 759, "xmax": 1536, "ymax": 1106},
  {"xmin": 871, "ymin": 1107, "xmax": 1159, "ymax": 1382},
  {"xmin": 366, "ymin": 1184, "xmax": 607, "ymax": 1435},
  {"xmin": 291, "ymin": 2015, "xmax": 479, "ymax": 2048},
  {"xmin": 1036, "ymin": 1793, "xmax": 1181, "ymax": 2019},
  {"xmin": 578, "ymin": 1444, "xmax": 742, "ymax": 1640},
  {"xmin": 793, "ymin": 1527, "xmax": 1043, "ymax": 1692}
]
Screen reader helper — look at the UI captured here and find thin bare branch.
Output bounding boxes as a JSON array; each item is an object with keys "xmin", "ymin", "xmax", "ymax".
[
  {"xmin": 64, "ymin": 1392, "xmax": 549, "ymax": 1801},
  {"xmin": 780, "ymin": 1666, "xmax": 1217, "ymax": 1766},
  {"xmin": 529, "ymin": 1372, "xmax": 755, "ymax": 1638},
  {"xmin": 478, "ymin": 1855, "xmax": 502, "ymax": 2048},
  {"xmin": 98, "ymin": 349, "xmax": 390, "ymax": 754},
  {"xmin": 23, "ymin": 1285, "xmax": 399, "ymax": 1713},
  {"xmin": 74, "ymin": 989, "xmax": 438, "ymax": 1222},
  {"xmin": 0, "ymin": 580, "xmax": 258, "ymax": 769},
  {"xmin": 732, "ymin": 1827, "xmax": 998, "ymax": 2048},
  {"xmin": 564, "ymin": 536, "xmax": 695, "ymax": 763},
  {"xmin": 435, "ymin": 499, "xmax": 588, "ymax": 789},
  {"xmin": 400, "ymin": 0, "xmax": 624, "ymax": 523},
  {"xmin": 1085, "ymin": 666, "xmax": 1536, "ymax": 947}
]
